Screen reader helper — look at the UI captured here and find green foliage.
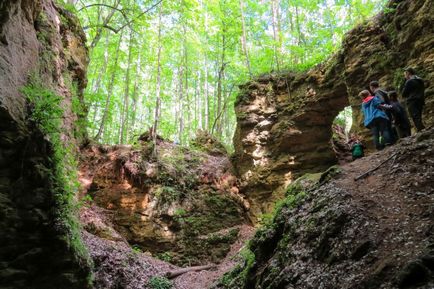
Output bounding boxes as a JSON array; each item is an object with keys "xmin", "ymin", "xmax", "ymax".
[
  {"xmin": 21, "ymin": 77, "xmax": 92, "ymax": 270},
  {"xmin": 147, "ymin": 276, "xmax": 173, "ymax": 289},
  {"xmin": 154, "ymin": 186, "xmax": 181, "ymax": 204},
  {"xmin": 131, "ymin": 245, "xmax": 143, "ymax": 254},
  {"xmin": 78, "ymin": 194, "xmax": 93, "ymax": 208},
  {"xmin": 383, "ymin": 2, "xmax": 398, "ymax": 15},
  {"xmin": 76, "ymin": 0, "xmax": 386, "ymax": 147},
  {"xmin": 219, "ymin": 247, "xmax": 255, "ymax": 288},
  {"xmin": 206, "ymin": 228, "xmax": 239, "ymax": 245},
  {"xmin": 55, "ymin": 0, "xmax": 77, "ymax": 12},
  {"xmin": 173, "ymin": 208, "xmax": 187, "ymax": 218},
  {"xmin": 333, "ymin": 106, "xmax": 353, "ymax": 132},
  {"xmin": 156, "ymin": 252, "xmax": 173, "ymax": 263}
]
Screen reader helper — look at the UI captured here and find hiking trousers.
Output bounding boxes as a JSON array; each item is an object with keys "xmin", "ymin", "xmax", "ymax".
[
  {"xmin": 407, "ymin": 99, "xmax": 425, "ymax": 132},
  {"xmin": 396, "ymin": 124, "xmax": 411, "ymax": 139},
  {"xmin": 369, "ymin": 117, "xmax": 392, "ymax": 150}
]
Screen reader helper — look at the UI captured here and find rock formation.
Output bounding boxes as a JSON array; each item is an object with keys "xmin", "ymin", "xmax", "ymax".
[
  {"xmin": 79, "ymin": 136, "xmax": 248, "ymax": 267},
  {"xmin": 216, "ymin": 128, "xmax": 434, "ymax": 289},
  {"xmin": 0, "ymin": 0, "xmax": 90, "ymax": 288},
  {"xmin": 232, "ymin": 0, "xmax": 434, "ymax": 220}
]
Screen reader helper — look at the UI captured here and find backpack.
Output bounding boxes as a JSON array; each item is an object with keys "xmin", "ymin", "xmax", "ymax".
[
  {"xmin": 375, "ymin": 89, "xmax": 389, "ymax": 104},
  {"xmin": 352, "ymin": 143, "xmax": 364, "ymax": 159}
]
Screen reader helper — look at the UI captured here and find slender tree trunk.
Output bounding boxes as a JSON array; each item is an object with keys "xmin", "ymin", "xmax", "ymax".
[
  {"xmin": 90, "ymin": 0, "xmax": 121, "ymax": 49},
  {"xmin": 183, "ymin": 25, "xmax": 191, "ymax": 141},
  {"xmin": 178, "ymin": 60, "xmax": 184, "ymax": 144},
  {"xmin": 94, "ymin": 32, "xmax": 123, "ymax": 141},
  {"xmin": 130, "ymin": 50, "xmax": 141, "ymax": 134},
  {"xmin": 120, "ymin": 29, "xmax": 134, "ymax": 144},
  {"xmin": 271, "ymin": 0, "xmax": 281, "ymax": 71},
  {"xmin": 196, "ymin": 71, "xmax": 202, "ymax": 129},
  {"xmin": 295, "ymin": 5, "xmax": 305, "ymax": 62},
  {"xmin": 90, "ymin": 32, "xmax": 109, "ymax": 130},
  {"xmin": 203, "ymin": 1, "xmax": 210, "ymax": 131},
  {"xmin": 239, "ymin": 0, "xmax": 252, "ymax": 77},
  {"xmin": 204, "ymin": 54, "xmax": 210, "ymax": 131},
  {"xmin": 215, "ymin": 28, "xmax": 226, "ymax": 137},
  {"xmin": 152, "ymin": 5, "xmax": 163, "ymax": 157}
]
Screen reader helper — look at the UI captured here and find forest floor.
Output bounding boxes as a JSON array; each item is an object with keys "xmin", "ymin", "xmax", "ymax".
[
  {"xmin": 82, "ymin": 217, "xmax": 254, "ymax": 289},
  {"xmin": 174, "ymin": 225, "xmax": 254, "ymax": 289}
]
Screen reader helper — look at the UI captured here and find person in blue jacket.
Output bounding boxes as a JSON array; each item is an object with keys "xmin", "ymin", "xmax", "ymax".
[{"xmin": 359, "ymin": 90, "xmax": 392, "ymax": 150}]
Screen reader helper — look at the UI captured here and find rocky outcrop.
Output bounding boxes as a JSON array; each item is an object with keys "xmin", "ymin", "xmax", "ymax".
[
  {"xmin": 79, "ymin": 138, "xmax": 248, "ymax": 267},
  {"xmin": 0, "ymin": 1, "xmax": 90, "ymax": 288},
  {"xmin": 216, "ymin": 128, "xmax": 434, "ymax": 289},
  {"xmin": 232, "ymin": 0, "xmax": 434, "ymax": 220}
]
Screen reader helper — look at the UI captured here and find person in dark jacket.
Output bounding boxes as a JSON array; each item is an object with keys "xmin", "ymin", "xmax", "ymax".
[
  {"xmin": 359, "ymin": 90, "xmax": 392, "ymax": 150},
  {"xmin": 388, "ymin": 91, "xmax": 411, "ymax": 138},
  {"xmin": 370, "ymin": 80, "xmax": 396, "ymax": 143},
  {"xmin": 402, "ymin": 67, "xmax": 425, "ymax": 131},
  {"xmin": 370, "ymin": 81, "xmax": 389, "ymax": 104}
]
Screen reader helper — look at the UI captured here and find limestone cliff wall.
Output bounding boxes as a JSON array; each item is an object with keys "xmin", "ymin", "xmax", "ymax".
[
  {"xmin": 0, "ymin": 1, "xmax": 90, "ymax": 288},
  {"xmin": 232, "ymin": 0, "xmax": 434, "ymax": 220}
]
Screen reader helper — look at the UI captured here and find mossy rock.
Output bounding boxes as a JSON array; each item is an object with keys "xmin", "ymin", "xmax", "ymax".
[{"xmin": 191, "ymin": 130, "xmax": 228, "ymax": 156}]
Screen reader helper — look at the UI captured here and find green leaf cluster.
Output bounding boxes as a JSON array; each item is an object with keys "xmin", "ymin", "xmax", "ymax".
[{"xmin": 147, "ymin": 276, "xmax": 173, "ymax": 289}]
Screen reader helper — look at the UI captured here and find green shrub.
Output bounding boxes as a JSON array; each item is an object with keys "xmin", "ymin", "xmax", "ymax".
[
  {"xmin": 147, "ymin": 276, "xmax": 173, "ymax": 289},
  {"xmin": 156, "ymin": 251, "xmax": 173, "ymax": 262}
]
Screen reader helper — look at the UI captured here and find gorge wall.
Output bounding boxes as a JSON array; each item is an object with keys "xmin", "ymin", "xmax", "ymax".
[
  {"xmin": 0, "ymin": 0, "xmax": 91, "ymax": 288},
  {"xmin": 79, "ymin": 135, "xmax": 248, "ymax": 268},
  {"xmin": 232, "ymin": 0, "xmax": 434, "ymax": 220}
]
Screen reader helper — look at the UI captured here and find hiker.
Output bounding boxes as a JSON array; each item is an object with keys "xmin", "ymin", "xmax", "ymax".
[
  {"xmin": 370, "ymin": 81, "xmax": 389, "ymax": 104},
  {"xmin": 388, "ymin": 90, "xmax": 411, "ymax": 138},
  {"xmin": 359, "ymin": 90, "xmax": 392, "ymax": 150},
  {"xmin": 370, "ymin": 80, "xmax": 396, "ymax": 143},
  {"xmin": 351, "ymin": 140, "xmax": 365, "ymax": 160},
  {"xmin": 401, "ymin": 67, "xmax": 426, "ymax": 132}
]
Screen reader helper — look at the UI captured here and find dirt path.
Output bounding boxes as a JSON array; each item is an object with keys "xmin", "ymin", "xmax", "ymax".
[
  {"xmin": 173, "ymin": 225, "xmax": 255, "ymax": 289},
  {"xmin": 329, "ymin": 135, "xmax": 434, "ymax": 283}
]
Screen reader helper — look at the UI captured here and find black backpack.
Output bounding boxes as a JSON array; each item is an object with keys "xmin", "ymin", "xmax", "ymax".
[{"xmin": 375, "ymin": 89, "xmax": 389, "ymax": 104}]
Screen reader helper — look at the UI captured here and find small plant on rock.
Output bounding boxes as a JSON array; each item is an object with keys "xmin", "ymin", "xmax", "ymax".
[{"xmin": 147, "ymin": 276, "xmax": 173, "ymax": 289}]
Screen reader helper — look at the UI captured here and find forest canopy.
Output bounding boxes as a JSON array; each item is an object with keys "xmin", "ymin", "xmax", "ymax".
[{"xmin": 62, "ymin": 0, "xmax": 387, "ymax": 147}]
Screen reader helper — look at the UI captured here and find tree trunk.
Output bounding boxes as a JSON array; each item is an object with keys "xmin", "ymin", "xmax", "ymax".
[
  {"xmin": 239, "ymin": 0, "xmax": 252, "ymax": 77},
  {"xmin": 94, "ymin": 32, "xmax": 123, "ymax": 141},
  {"xmin": 152, "ymin": 5, "xmax": 163, "ymax": 157},
  {"xmin": 120, "ymin": 29, "xmax": 134, "ymax": 144},
  {"xmin": 271, "ymin": 0, "xmax": 281, "ymax": 71},
  {"xmin": 90, "ymin": 0, "xmax": 121, "ymax": 49},
  {"xmin": 130, "ymin": 50, "xmax": 141, "ymax": 134},
  {"xmin": 178, "ymin": 60, "xmax": 184, "ymax": 144},
  {"xmin": 215, "ymin": 25, "xmax": 226, "ymax": 137}
]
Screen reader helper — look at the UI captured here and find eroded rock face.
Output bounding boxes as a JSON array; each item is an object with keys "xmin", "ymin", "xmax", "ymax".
[
  {"xmin": 216, "ymin": 128, "xmax": 434, "ymax": 289},
  {"xmin": 233, "ymin": 0, "xmax": 434, "ymax": 220},
  {"xmin": 0, "ymin": 1, "xmax": 90, "ymax": 288},
  {"xmin": 79, "ymin": 140, "xmax": 248, "ymax": 266}
]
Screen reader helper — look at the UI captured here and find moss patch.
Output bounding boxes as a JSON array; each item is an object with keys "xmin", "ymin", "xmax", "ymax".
[{"xmin": 22, "ymin": 77, "xmax": 93, "ymax": 277}]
